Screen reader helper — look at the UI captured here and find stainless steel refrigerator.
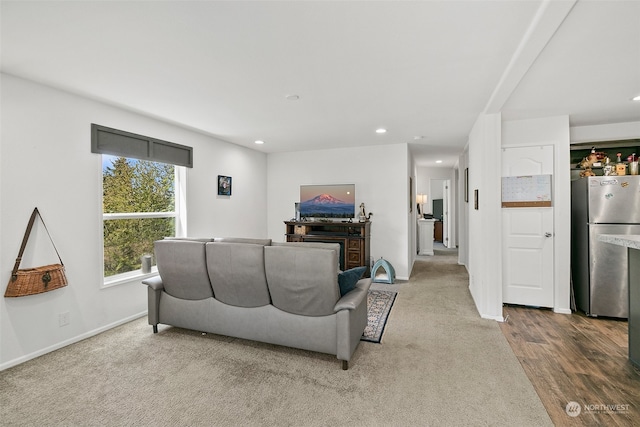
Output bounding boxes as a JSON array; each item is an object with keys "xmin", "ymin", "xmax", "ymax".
[{"xmin": 571, "ymin": 175, "xmax": 640, "ymax": 318}]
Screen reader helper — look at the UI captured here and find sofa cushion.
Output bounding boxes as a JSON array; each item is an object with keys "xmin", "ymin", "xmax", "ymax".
[
  {"xmin": 206, "ymin": 242, "xmax": 271, "ymax": 308},
  {"xmin": 163, "ymin": 237, "xmax": 215, "ymax": 242},
  {"xmin": 338, "ymin": 266, "xmax": 367, "ymax": 296},
  {"xmin": 154, "ymin": 240, "xmax": 213, "ymax": 300},
  {"xmin": 271, "ymin": 241, "xmax": 341, "ymax": 271},
  {"xmin": 213, "ymin": 237, "xmax": 272, "ymax": 246},
  {"xmin": 264, "ymin": 246, "xmax": 340, "ymax": 316}
]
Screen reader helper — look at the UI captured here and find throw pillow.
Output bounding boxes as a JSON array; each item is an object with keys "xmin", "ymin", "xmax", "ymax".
[{"xmin": 338, "ymin": 266, "xmax": 367, "ymax": 296}]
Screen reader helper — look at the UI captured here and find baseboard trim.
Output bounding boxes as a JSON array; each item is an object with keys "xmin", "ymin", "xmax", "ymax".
[
  {"xmin": 0, "ymin": 311, "xmax": 147, "ymax": 371},
  {"xmin": 553, "ymin": 308, "xmax": 572, "ymax": 315},
  {"xmin": 481, "ymin": 313, "xmax": 506, "ymax": 322}
]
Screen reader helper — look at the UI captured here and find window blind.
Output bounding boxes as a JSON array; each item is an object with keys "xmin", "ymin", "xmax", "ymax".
[{"xmin": 91, "ymin": 124, "xmax": 193, "ymax": 168}]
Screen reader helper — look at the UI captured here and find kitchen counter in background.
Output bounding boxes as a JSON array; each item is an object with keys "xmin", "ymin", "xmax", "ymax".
[
  {"xmin": 599, "ymin": 234, "xmax": 640, "ymax": 368},
  {"xmin": 599, "ymin": 234, "xmax": 640, "ymax": 250}
]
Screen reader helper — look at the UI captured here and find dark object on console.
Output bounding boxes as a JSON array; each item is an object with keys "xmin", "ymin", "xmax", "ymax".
[{"xmin": 432, "ymin": 199, "xmax": 443, "ymax": 221}]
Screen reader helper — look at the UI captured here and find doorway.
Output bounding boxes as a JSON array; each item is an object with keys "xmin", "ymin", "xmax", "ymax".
[
  {"xmin": 431, "ymin": 179, "xmax": 453, "ymax": 249},
  {"xmin": 502, "ymin": 145, "xmax": 554, "ymax": 308}
]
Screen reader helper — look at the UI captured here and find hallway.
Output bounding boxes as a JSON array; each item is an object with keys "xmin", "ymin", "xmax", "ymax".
[{"xmin": 413, "ymin": 249, "xmax": 640, "ymax": 425}]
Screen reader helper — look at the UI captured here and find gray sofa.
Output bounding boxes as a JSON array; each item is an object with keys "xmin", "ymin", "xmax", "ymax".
[{"xmin": 142, "ymin": 238, "xmax": 371, "ymax": 369}]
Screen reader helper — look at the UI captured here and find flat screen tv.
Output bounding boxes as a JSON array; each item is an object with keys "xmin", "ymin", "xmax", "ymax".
[{"xmin": 300, "ymin": 184, "xmax": 355, "ymax": 220}]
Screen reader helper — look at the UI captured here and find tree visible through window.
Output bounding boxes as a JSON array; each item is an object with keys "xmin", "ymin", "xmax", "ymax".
[{"xmin": 102, "ymin": 155, "xmax": 176, "ymax": 277}]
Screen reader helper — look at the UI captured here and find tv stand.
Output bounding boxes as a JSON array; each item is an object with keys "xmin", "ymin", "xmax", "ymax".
[{"xmin": 284, "ymin": 221, "xmax": 371, "ymax": 277}]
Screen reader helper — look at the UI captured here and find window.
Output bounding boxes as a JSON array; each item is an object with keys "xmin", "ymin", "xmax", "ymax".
[
  {"xmin": 92, "ymin": 124, "xmax": 191, "ymax": 284},
  {"xmin": 102, "ymin": 155, "xmax": 182, "ymax": 280}
]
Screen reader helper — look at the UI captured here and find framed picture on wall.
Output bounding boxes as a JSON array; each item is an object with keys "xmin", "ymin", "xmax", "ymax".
[
  {"xmin": 409, "ymin": 177, "xmax": 413, "ymax": 213},
  {"xmin": 218, "ymin": 175, "xmax": 232, "ymax": 196},
  {"xmin": 465, "ymin": 168, "xmax": 469, "ymax": 203}
]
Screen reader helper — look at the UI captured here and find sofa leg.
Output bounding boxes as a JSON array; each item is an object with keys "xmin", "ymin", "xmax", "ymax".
[
  {"xmin": 153, "ymin": 325, "xmax": 158, "ymax": 334},
  {"xmin": 342, "ymin": 360, "xmax": 348, "ymax": 370}
]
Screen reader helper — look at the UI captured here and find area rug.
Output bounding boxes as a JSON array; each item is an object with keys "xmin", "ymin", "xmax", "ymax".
[{"xmin": 361, "ymin": 289, "xmax": 397, "ymax": 343}]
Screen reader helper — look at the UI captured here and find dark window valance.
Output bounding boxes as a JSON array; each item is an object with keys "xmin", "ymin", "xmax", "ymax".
[{"xmin": 91, "ymin": 124, "xmax": 193, "ymax": 168}]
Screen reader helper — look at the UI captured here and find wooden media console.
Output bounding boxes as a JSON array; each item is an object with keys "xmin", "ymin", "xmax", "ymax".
[{"xmin": 284, "ymin": 221, "xmax": 371, "ymax": 277}]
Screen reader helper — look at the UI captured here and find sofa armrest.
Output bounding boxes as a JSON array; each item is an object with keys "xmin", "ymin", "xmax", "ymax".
[
  {"xmin": 142, "ymin": 275, "xmax": 164, "ymax": 291},
  {"xmin": 142, "ymin": 275, "xmax": 163, "ymax": 332},
  {"xmin": 334, "ymin": 278, "xmax": 371, "ymax": 311}
]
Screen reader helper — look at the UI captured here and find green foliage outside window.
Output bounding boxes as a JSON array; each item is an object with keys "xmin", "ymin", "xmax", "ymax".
[{"xmin": 103, "ymin": 156, "xmax": 175, "ymax": 277}]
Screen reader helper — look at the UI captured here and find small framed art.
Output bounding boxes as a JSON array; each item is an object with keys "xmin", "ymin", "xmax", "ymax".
[
  {"xmin": 464, "ymin": 168, "xmax": 469, "ymax": 203},
  {"xmin": 409, "ymin": 177, "xmax": 413, "ymax": 213},
  {"xmin": 218, "ymin": 175, "xmax": 232, "ymax": 196}
]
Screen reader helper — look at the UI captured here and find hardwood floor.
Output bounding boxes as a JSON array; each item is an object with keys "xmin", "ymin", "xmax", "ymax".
[{"xmin": 499, "ymin": 305, "xmax": 640, "ymax": 427}]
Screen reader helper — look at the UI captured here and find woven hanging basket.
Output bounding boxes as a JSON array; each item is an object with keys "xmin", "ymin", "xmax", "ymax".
[
  {"xmin": 4, "ymin": 208, "xmax": 68, "ymax": 298},
  {"xmin": 5, "ymin": 263, "xmax": 68, "ymax": 297}
]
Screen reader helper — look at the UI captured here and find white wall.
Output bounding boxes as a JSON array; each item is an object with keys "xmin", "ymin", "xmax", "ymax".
[
  {"xmin": 458, "ymin": 151, "xmax": 469, "ymax": 267},
  {"xmin": 502, "ymin": 116, "xmax": 571, "ymax": 314},
  {"xmin": 467, "ymin": 113, "xmax": 503, "ymax": 321},
  {"xmin": 570, "ymin": 121, "xmax": 640, "ymax": 144},
  {"xmin": 462, "ymin": 116, "xmax": 634, "ymax": 321},
  {"xmin": 187, "ymin": 139, "xmax": 267, "ymax": 239},
  {"xmin": 430, "ymin": 180, "xmax": 445, "ymax": 201},
  {"xmin": 0, "ymin": 74, "xmax": 267, "ymax": 369},
  {"xmin": 267, "ymin": 144, "xmax": 412, "ymax": 279},
  {"xmin": 410, "ymin": 154, "xmax": 418, "ymax": 270}
]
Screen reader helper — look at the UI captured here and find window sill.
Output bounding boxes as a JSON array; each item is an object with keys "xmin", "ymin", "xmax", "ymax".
[{"xmin": 102, "ymin": 267, "xmax": 159, "ymax": 289}]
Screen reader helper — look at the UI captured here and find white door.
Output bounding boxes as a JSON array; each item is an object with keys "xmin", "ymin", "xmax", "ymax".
[
  {"xmin": 442, "ymin": 180, "xmax": 453, "ymax": 248},
  {"xmin": 502, "ymin": 146, "xmax": 554, "ymax": 307}
]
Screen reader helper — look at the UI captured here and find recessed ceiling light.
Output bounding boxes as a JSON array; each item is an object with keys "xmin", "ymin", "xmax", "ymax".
[
  {"xmin": 285, "ymin": 94, "xmax": 299, "ymax": 101},
  {"xmin": 375, "ymin": 128, "xmax": 387, "ymax": 134},
  {"xmin": 254, "ymin": 140, "xmax": 265, "ymax": 145},
  {"xmin": 633, "ymin": 95, "xmax": 640, "ymax": 101},
  {"xmin": 435, "ymin": 160, "xmax": 443, "ymax": 164},
  {"xmin": 413, "ymin": 136, "xmax": 425, "ymax": 140}
]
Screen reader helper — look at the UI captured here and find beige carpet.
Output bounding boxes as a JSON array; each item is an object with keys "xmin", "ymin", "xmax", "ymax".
[{"xmin": 0, "ymin": 254, "xmax": 552, "ymax": 426}]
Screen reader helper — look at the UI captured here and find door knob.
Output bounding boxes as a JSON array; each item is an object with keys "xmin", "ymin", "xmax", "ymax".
[{"xmin": 544, "ymin": 232, "xmax": 553, "ymax": 238}]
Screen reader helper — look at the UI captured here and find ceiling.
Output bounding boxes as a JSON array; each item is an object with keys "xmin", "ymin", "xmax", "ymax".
[{"xmin": 2, "ymin": 1, "xmax": 639, "ymax": 168}]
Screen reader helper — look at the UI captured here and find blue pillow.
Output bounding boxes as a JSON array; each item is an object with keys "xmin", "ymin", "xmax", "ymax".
[{"xmin": 338, "ymin": 266, "xmax": 367, "ymax": 296}]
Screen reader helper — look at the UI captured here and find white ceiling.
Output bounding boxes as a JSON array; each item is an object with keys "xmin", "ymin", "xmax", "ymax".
[{"xmin": 2, "ymin": 1, "xmax": 639, "ymax": 168}]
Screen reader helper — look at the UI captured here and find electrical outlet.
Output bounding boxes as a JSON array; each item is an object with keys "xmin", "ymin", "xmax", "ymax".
[{"xmin": 58, "ymin": 312, "xmax": 70, "ymax": 327}]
